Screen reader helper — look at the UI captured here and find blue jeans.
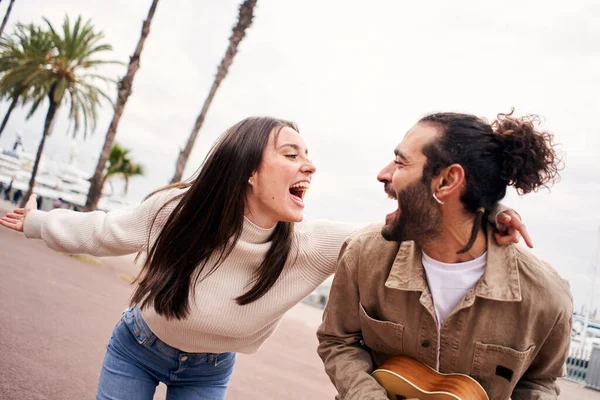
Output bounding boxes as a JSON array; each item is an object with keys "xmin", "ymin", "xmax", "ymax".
[{"xmin": 97, "ymin": 307, "xmax": 236, "ymax": 400}]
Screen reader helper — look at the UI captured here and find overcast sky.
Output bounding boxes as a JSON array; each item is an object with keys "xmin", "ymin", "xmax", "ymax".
[{"xmin": 1, "ymin": 0, "xmax": 599, "ymax": 311}]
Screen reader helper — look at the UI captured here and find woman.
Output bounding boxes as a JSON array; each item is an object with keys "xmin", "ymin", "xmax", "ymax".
[{"xmin": 0, "ymin": 117, "xmax": 527, "ymax": 399}]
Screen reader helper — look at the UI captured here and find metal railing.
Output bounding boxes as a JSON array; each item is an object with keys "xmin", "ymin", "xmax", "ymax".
[
  {"xmin": 566, "ymin": 346, "xmax": 591, "ymax": 384},
  {"xmin": 586, "ymin": 347, "xmax": 600, "ymax": 390},
  {"xmin": 566, "ymin": 343, "xmax": 600, "ymax": 391}
]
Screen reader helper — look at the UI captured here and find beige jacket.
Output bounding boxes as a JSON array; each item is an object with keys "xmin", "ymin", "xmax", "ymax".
[{"xmin": 317, "ymin": 224, "xmax": 573, "ymax": 400}]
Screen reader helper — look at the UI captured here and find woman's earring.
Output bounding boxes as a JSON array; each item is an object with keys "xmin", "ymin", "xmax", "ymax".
[
  {"xmin": 248, "ymin": 178, "xmax": 254, "ymax": 185},
  {"xmin": 433, "ymin": 192, "xmax": 444, "ymax": 205}
]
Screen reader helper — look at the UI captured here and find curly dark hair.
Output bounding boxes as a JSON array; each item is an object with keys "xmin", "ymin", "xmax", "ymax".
[
  {"xmin": 419, "ymin": 109, "xmax": 562, "ymax": 253},
  {"xmin": 492, "ymin": 111, "xmax": 561, "ymax": 194}
]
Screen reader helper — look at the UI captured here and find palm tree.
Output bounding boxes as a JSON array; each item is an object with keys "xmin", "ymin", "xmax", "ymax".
[
  {"xmin": 0, "ymin": 0, "xmax": 16, "ymax": 38},
  {"xmin": 0, "ymin": 16, "xmax": 117, "ymax": 207},
  {"xmin": 170, "ymin": 0, "xmax": 257, "ymax": 183},
  {"xmin": 102, "ymin": 143, "xmax": 144, "ymax": 197},
  {"xmin": 84, "ymin": 0, "xmax": 160, "ymax": 211},
  {"xmin": 0, "ymin": 23, "xmax": 53, "ymax": 139},
  {"xmin": 0, "ymin": 86, "xmax": 22, "ymax": 136}
]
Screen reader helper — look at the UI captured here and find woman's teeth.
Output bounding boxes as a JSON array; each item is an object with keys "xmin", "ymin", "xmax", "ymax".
[{"xmin": 290, "ymin": 182, "xmax": 310, "ymax": 190}]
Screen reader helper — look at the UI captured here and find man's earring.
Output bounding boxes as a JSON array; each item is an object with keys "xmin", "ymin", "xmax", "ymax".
[{"xmin": 433, "ymin": 192, "xmax": 444, "ymax": 205}]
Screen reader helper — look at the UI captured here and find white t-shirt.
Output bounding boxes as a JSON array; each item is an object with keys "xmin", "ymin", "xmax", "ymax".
[{"xmin": 422, "ymin": 251, "xmax": 487, "ymax": 328}]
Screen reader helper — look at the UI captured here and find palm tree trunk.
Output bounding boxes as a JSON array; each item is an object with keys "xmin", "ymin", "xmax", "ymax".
[
  {"xmin": 20, "ymin": 97, "xmax": 57, "ymax": 208},
  {"xmin": 84, "ymin": 0, "xmax": 160, "ymax": 212},
  {"xmin": 0, "ymin": 94, "xmax": 18, "ymax": 139},
  {"xmin": 170, "ymin": 0, "xmax": 257, "ymax": 184},
  {"xmin": 0, "ymin": 0, "xmax": 16, "ymax": 38}
]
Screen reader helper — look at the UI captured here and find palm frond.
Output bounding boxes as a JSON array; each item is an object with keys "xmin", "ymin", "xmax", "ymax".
[
  {"xmin": 81, "ymin": 44, "xmax": 114, "ymax": 59},
  {"xmin": 1, "ymin": 15, "xmax": 116, "ymax": 138},
  {"xmin": 105, "ymin": 143, "xmax": 143, "ymax": 195},
  {"xmin": 80, "ymin": 59, "xmax": 122, "ymax": 67},
  {"xmin": 25, "ymin": 97, "xmax": 44, "ymax": 119}
]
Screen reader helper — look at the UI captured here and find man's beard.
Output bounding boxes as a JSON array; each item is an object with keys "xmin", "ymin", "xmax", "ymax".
[{"xmin": 381, "ymin": 180, "xmax": 442, "ymax": 243}]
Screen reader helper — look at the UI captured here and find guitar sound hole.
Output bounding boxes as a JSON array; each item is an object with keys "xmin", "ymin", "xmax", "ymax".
[{"xmin": 395, "ymin": 396, "xmax": 407, "ymax": 400}]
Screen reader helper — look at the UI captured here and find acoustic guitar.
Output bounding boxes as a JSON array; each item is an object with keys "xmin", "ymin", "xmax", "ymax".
[{"xmin": 372, "ymin": 355, "xmax": 489, "ymax": 400}]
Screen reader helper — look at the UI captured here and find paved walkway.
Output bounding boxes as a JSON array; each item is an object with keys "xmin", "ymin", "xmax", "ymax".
[{"xmin": 0, "ymin": 199, "xmax": 598, "ymax": 399}]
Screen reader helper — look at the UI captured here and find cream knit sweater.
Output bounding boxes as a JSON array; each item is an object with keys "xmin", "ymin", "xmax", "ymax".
[{"xmin": 23, "ymin": 188, "xmax": 361, "ymax": 354}]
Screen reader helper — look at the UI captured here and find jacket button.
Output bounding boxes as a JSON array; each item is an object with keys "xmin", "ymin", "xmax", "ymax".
[{"xmin": 421, "ymin": 339, "xmax": 431, "ymax": 348}]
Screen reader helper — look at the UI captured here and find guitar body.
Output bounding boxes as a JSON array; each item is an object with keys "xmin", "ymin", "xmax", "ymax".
[{"xmin": 372, "ymin": 355, "xmax": 489, "ymax": 400}]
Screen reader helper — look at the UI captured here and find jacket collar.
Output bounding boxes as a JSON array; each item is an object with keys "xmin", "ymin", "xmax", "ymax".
[{"xmin": 384, "ymin": 225, "xmax": 522, "ymax": 302}]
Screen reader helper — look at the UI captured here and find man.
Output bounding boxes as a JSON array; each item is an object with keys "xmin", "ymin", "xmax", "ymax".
[
  {"xmin": 3, "ymin": 177, "xmax": 13, "ymax": 201},
  {"xmin": 12, "ymin": 189, "xmax": 23, "ymax": 205},
  {"xmin": 317, "ymin": 111, "xmax": 572, "ymax": 400}
]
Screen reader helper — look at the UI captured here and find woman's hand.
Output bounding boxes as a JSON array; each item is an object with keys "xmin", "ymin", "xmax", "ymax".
[
  {"xmin": 494, "ymin": 209, "xmax": 533, "ymax": 248},
  {"xmin": 0, "ymin": 194, "xmax": 37, "ymax": 232}
]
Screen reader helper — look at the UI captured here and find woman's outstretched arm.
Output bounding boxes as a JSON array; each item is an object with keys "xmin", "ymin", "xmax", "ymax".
[{"xmin": 0, "ymin": 189, "xmax": 182, "ymax": 257}]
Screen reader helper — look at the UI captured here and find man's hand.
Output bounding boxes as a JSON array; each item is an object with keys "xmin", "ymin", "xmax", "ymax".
[
  {"xmin": 0, "ymin": 194, "xmax": 37, "ymax": 232},
  {"xmin": 495, "ymin": 209, "xmax": 533, "ymax": 248}
]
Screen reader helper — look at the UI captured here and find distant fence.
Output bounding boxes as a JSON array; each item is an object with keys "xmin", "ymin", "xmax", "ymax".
[
  {"xmin": 566, "ymin": 344, "xmax": 600, "ymax": 390},
  {"xmin": 587, "ymin": 347, "xmax": 600, "ymax": 390},
  {"xmin": 566, "ymin": 346, "xmax": 591, "ymax": 383}
]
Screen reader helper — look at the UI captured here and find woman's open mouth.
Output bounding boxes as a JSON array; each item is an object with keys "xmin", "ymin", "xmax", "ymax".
[{"xmin": 289, "ymin": 182, "xmax": 310, "ymax": 207}]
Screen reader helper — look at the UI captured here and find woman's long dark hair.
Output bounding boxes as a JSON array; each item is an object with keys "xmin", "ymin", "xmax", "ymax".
[{"xmin": 130, "ymin": 117, "xmax": 297, "ymax": 320}]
